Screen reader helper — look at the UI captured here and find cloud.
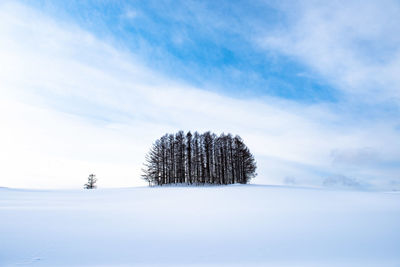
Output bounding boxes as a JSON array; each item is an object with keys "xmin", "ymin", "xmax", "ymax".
[
  {"xmin": 260, "ymin": 0, "xmax": 400, "ymax": 103},
  {"xmin": 283, "ymin": 176, "xmax": 296, "ymax": 185},
  {"xmin": 331, "ymin": 147, "xmax": 380, "ymax": 166},
  {"xmin": 0, "ymin": 1, "xmax": 399, "ymax": 189},
  {"xmin": 323, "ymin": 175, "xmax": 364, "ymax": 190}
]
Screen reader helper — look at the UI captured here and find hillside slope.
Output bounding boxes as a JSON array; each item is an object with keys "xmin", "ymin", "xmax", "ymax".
[{"xmin": 1, "ymin": 185, "xmax": 399, "ymax": 266}]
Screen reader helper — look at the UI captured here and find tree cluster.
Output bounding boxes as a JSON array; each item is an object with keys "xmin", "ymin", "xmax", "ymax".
[{"xmin": 142, "ymin": 131, "xmax": 257, "ymax": 186}]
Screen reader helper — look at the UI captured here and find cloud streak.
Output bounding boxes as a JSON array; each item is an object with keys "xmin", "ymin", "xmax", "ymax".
[{"xmin": 261, "ymin": 0, "xmax": 400, "ymax": 103}]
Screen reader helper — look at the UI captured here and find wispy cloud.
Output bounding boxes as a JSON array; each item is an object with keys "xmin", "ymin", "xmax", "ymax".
[
  {"xmin": 260, "ymin": 0, "xmax": 400, "ymax": 103},
  {"xmin": 0, "ymin": 1, "xmax": 399, "ymax": 189}
]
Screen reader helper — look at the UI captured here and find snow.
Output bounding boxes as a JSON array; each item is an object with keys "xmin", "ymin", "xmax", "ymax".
[{"xmin": 0, "ymin": 185, "xmax": 399, "ymax": 266}]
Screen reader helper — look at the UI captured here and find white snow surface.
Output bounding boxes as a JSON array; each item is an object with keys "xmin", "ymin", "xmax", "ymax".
[{"xmin": 0, "ymin": 185, "xmax": 399, "ymax": 266}]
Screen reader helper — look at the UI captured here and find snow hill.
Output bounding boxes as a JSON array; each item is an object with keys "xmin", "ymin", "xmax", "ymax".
[{"xmin": 1, "ymin": 185, "xmax": 399, "ymax": 266}]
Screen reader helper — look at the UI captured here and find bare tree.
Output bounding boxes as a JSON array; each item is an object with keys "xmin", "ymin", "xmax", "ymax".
[
  {"xmin": 142, "ymin": 131, "xmax": 257, "ymax": 186},
  {"xmin": 186, "ymin": 131, "xmax": 193, "ymax": 184}
]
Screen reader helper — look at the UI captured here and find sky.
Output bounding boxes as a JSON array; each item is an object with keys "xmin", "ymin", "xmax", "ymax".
[{"xmin": 0, "ymin": 0, "xmax": 399, "ymax": 189}]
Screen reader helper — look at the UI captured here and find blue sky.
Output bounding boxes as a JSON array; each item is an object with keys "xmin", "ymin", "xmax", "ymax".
[
  {"xmin": 23, "ymin": 0, "xmax": 338, "ymax": 101},
  {"xmin": 1, "ymin": 0, "xmax": 400, "ymax": 189}
]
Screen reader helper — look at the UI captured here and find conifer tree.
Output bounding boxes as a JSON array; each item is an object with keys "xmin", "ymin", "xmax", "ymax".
[{"xmin": 84, "ymin": 174, "xmax": 97, "ymax": 189}]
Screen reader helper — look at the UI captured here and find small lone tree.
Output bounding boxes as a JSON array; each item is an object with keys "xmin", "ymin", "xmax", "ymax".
[{"xmin": 84, "ymin": 174, "xmax": 97, "ymax": 189}]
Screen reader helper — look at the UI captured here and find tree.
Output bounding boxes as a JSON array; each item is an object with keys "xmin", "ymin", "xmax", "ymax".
[
  {"xmin": 175, "ymin": 131, "xmax": 185, "ymax": 183},
  {"xmin": 84, "ymin": 174, "xmax": 97, "ymax": 189},
  {"xmin": 186, "ymin": 131, "xmax": 193, "ymax": 184},
  {"xmin": 142, "ymin": 131, "xmax": 257, "ymax": 186}
]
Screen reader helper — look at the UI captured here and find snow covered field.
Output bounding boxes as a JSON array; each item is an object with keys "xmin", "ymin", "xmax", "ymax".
[{"xmin": 1, "ymin": 185, "xmax": 399, "ymax": 266}]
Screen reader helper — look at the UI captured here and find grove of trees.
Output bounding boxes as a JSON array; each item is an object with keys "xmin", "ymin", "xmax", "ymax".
[{"xmin": 142, "ymin": 131, "xmax": 257, "ymax": 186}]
